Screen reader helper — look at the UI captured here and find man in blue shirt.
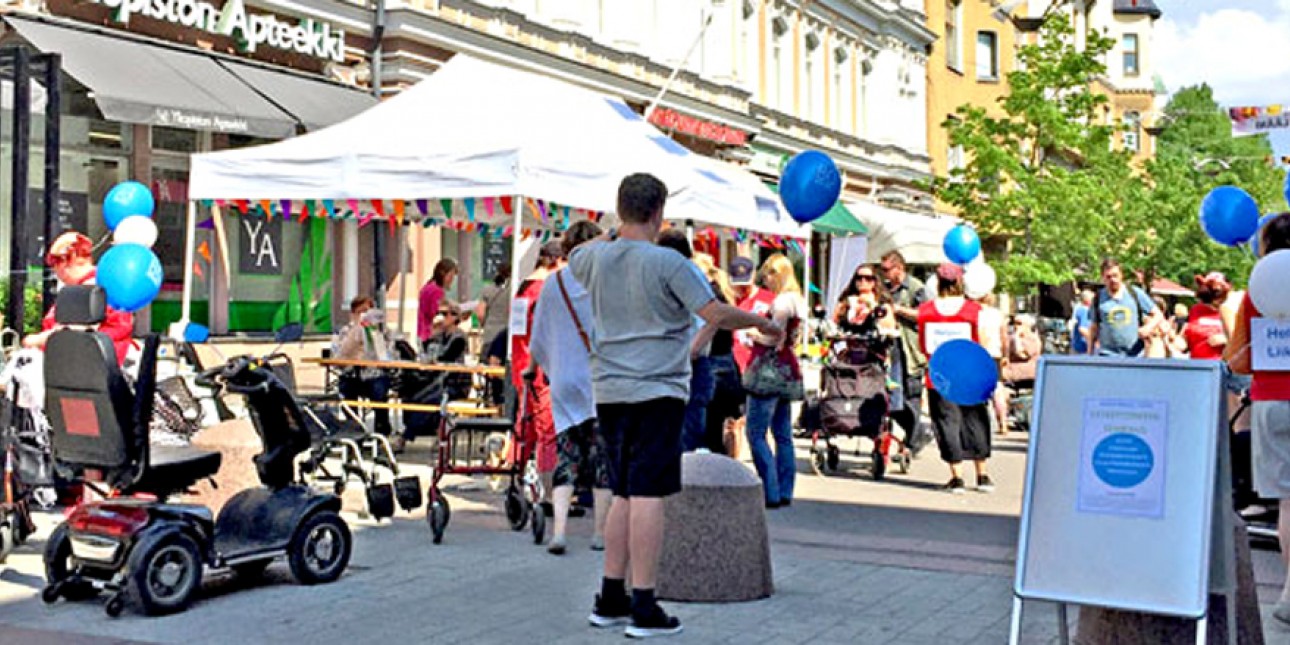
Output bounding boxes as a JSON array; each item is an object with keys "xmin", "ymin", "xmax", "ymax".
[
  {"xmin": 1086, "ymin": 258, "xmax": 1164, "ymax": 357},
  {"xmin": 1068, "ymin": 289, "xmax": 1093, "ymax": 355}
]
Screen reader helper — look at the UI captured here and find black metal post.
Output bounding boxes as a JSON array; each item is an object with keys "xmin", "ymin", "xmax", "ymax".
[
  {"xmin": 7, "ymin": 47, "xmax": 31, "ymax": 335},
  {"xmin": 41, "ymin": 53, "xmax": 60, "ymax": 313},
  {"xmin": 370, "ymin": 0, "xmax": 386, "ymax": 308}
]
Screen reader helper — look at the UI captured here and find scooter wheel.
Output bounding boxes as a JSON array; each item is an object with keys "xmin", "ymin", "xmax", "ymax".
[
  {"xmin": 530, "ymin": 502, "xmax": 545, "ymax": 545},
  {"xmin": 505, "ymin": 486, "xmax": 528, "ymax": 531},
  {"xmin": 126, "ymin": 528, "xmax": 202, "ymax": 616},
  {"xmin": 288, "ymin": 511, "xmax": 352, "ymax": 585},
  {"xmin": 43, "ymin": 524, "xmax": 98, "ymax": 601},
  {"xmin": 104, "ymin": 595, "xmax": 125, "ymax": 618},
  {"xmin": 428, "ymin": 497, "xmax": 450, "ymax": 545}
]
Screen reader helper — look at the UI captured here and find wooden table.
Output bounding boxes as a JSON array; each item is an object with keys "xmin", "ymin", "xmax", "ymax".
[{"xmin": 302, "ymin": 357, "xmax": 506, "ymax": 377}]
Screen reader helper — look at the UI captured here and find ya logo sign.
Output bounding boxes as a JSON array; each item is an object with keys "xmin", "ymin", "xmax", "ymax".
[{"xmin": 93, "ymin": 0, "xmax": 346, "ymax": 62}]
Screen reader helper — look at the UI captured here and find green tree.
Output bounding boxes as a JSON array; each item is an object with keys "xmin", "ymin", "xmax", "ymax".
[
  {"xmin": 934, "ymin": 14, "xmax": 1144, "ymax": 292},
  {"xmin": 1139, "ymin": 85, "xmax": 1283, "ymax": 287}
]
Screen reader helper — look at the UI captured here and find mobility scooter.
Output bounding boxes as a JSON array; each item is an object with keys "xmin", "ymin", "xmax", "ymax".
[{"xmin": 41, "ymin": 287, "xmax": 352, "ymax": 616}]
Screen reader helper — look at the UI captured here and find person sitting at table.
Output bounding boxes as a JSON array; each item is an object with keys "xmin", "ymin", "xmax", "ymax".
[
  {"xmin": 395, "ymin": 300, "xmax": 472, "ymax": 453},
  {"xmin": 334, "ymin": 296, "xmax": 393, "ymax": 437}
]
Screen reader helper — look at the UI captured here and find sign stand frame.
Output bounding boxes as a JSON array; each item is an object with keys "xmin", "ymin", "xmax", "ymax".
[{"xmin": 1008, "ymin": 357, "xmax": 1238, "ymax": 645}]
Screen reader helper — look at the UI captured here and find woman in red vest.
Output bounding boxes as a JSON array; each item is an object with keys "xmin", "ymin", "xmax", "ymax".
[
  {"xmin": 1226, "ymin": 213, "xmax": 1290, "ymax": 626},
  {"xmin": 22, "ymin": 232, "xmax": 133, "ymax": 365},
  {"xmin": 918, "ymin": 263, "xmax": 994, "ymax": 495}
]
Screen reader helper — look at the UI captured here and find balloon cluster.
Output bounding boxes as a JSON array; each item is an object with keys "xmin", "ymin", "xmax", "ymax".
[
  {"xmin": 929, "ymin": 223, "xmax": 1000, "ymax": 404},
  {"xmin": 98, "ymin": 181, "xmax": 162, "ymax": 312},
  {"xmin": 779, "ymin": 150, "xmax": 842, "ymax": 224}
]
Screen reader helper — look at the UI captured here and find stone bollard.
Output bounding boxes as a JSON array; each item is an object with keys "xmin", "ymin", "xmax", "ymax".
[
  {"xmin": 657, "ymin": 451, "xmax": 774, "ymax": 602},
  {"xmin": 180, "ymin": 418, "xmax": 261, "ymax": 513}
]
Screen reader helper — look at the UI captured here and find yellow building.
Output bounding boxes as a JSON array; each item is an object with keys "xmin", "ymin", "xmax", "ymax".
[{"xmin": 925, "ymin": 0, "xmax": 1022, "ymax": 182}]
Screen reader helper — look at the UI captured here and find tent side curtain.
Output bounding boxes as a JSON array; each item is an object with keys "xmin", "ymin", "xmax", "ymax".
[{"xmin": 762, "ymin": 183, "xmax": 868, "ymax": 236}]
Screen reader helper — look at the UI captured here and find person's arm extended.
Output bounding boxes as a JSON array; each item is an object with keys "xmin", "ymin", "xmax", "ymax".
[{"xmin": 697, "ymin": 300, "xmax": 782, "ymax": 342}]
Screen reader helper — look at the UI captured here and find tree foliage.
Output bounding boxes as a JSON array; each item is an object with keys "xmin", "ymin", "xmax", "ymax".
[{"xmin": 933, "ymin": 14, "xmax": 1284, "ymax": 293}]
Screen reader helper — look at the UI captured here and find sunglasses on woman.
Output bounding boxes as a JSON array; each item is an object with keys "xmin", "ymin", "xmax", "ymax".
[{"xmin": 855, "ymin": 274, "xmax": 876, "ymax": 282}]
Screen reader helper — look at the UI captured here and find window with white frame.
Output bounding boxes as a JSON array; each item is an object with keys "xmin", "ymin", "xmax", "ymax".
[
  {"xmin": 1122, "ymin": 33, "xmax": 1140, "ymax": 76},
  {"xmin": 771, "ymin": 15, "xmax": 790, "ymax": 110},
  {"xmin": 976, "ymin": 31, "xmax": 998, "ymax": 80},
  {"xmin": 859, "ymin": 52, "xmax": 871, "ymax": 137},
  {"xmin": 804, "ymin": 31, "xmax": 822, "ymax": 122},
  {"xmin": 738, "ymin": 0, "xmax": 757, "ymax": 90},
  {"xmin": 833, "ymin": 46, "xmax": 849, "ymax": 131},
  {"xmin": 1123, "ymin": 111, "xmax": 1141, "ymax": 152},
  {"xmin": 946, "ymin": 0, "xmax": 962, "ymax": 71}
]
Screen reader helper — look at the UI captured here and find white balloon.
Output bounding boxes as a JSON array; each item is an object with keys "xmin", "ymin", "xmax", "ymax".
[
  {"xmin": 1249, "ymin": 250, "xmax": 1290, "ymax": 318},
  {"xmin": 113, "ymin": 215, "xmax": 158, "ymax": 248},
  {"xmin": 964, "ymin": 262, "xmax": 997, "ymax": 300}
]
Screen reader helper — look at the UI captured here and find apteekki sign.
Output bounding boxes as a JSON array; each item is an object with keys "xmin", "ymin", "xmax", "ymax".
[{"xmin": 93, "ymin": 0, "xmax": 345, "ymax": 62}]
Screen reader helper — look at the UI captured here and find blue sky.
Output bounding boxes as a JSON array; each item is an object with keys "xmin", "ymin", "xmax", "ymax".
[{"xmin": 1155, "ymin": 0, "xmax": 1290, "ymax": 156}]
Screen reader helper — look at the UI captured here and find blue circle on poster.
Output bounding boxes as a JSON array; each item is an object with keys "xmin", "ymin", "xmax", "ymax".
[{"xmin": 1092, "ymin": 433, "xmax": 1154, "ymax": 489}]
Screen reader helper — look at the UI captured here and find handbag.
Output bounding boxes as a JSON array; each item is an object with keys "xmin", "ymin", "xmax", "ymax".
[{"xmin": 742, "ymin": 344, "xmax": 804, "ymax": 401}]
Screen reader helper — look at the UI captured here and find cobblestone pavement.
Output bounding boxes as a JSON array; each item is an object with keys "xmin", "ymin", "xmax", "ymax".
[{"xmin": 0, "ymin": 434, "xmax": 1282, "ymax": 644}]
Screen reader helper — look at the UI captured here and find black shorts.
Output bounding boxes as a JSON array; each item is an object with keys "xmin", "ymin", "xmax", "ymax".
[
  {"xmin": 597, "ymin": 398, "xmax": 685, "ymax": 498},
  {"xmin": 928, "ymin": 389, "xmax": 992, "ymax": 464}
]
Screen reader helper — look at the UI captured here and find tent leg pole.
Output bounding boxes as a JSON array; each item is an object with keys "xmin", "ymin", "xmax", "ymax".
[
  {"xmin": 179, "ymin": 200, "xmax": 197, "ymax": 327},
  {"xmin": 397, "ymin": 224, "xmax": 407, "ymax": 336},
  {"xmin": 507, "ymin": 195, "xmax": 524, "ymax": 364}
]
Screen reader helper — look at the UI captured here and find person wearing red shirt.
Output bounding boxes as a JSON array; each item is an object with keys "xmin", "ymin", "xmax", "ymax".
[
  {"xmin": 23, "ymin": 232, "xmax": 133, "ymax": 364},
  {"xmin": 512, "ymin": 242, "xmax": 564, "ymax": 497},
  {"xmin": 1226, "ymin": 213, "xmax": 1290, "ymax": 626},
  {"xmin": 1185, "ymin": 272, "xmax": 1231, "ymax": 360},
  {"xmin": 917, "ymin": 263, "xmax": 993, "ymax": 494},
  {"xmin": 730, "ymin": 257, "xmax": 775, "ymax": 372}
]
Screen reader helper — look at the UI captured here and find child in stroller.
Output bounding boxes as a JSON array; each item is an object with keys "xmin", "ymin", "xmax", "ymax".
[{"xmin": 809, "ymin": 294, "xmax": 911, "ymax": 480}]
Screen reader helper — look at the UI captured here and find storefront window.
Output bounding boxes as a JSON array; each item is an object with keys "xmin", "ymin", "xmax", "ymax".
[{"xmin": 152, "ymin": 126, "xmax": 199, "ymax": 153}]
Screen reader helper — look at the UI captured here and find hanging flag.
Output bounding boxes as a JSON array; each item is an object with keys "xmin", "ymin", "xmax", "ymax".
[
  {"xmin": 279, "ymin": 199, "xmax": 292, "ymax": 219},
  {"xmin": 346, "ymin": 198, "xmax": 360, "ymax": 217},
  {"xmin": 522, "ymin": 228, "xmax": 532, "ymax": 241},
  {"xmin": 440, "ymin": 198, "xmax": 453, "ymax": 219},
  {"xmin": 323, "ymin": 199, "xmax": 336, "ymax": 218},
  {"xmin": 214, "ymin": 199, "xmax": 226, "ymax": 207},
  {"xmin": 483, "ymin": 196, "xmax": 496, "ymax": 218},
  {"xmin": 465, "ymin": 198, "xmax": 476, "ymax": 222},
  {"xmin": 193, "ymin": 262, "xmax": 204, "ymax": 279},
  {"xmin": 562, "ymin": 204, "xmax": 570, "ymax": 229},
  {"xmin": 233, "ymin": 199, "xmax": 249, "ymax": 215},
  {"xmin": 371, "ymin": 199, "xmax": 386, "ymax": 218},
  {"xmin": 503, "ymin": 225, "xmax": 514, "ymax": 238},
  {"xmin": 358, "ymin": 212, "xmax": 377, "ymax": 228},
  {"xmin": 298, "ymin": 200, "xmax": 311, "ymax": 223},
  {"xmin": 200, "ymin": 199, "xmax": 214, "ymax": 209},
  {"xmin": 259, "ymin": 200, "xmax": 274, "ymax": 219},
  {"xmin": 537, "ymin": 199, "xmax": 549, "ymax": 223},
  {"xmin": 501, "ymin": 196, "xmax": 514, "ymax": 215},
  {"xmin": 478, "ymin": 223, "xmax": 489, "ymax": 237},
  {"xmin": 421, "ymin": 217, "xmax": 435, "ymax": 228},
  {"xmin": 198, "ymin": 241, "xmax": 212, "ymax": 263},
  {"xmin": 415, "ymin": 199, "xmax": 429, "ymax": 216},
  {"xmin": 197, "ymin": 218, "xmax": 215, "ymax": 230},
  {"xmin": 394, "ymin": 199, "xmax": 406, "ymax": 225}
]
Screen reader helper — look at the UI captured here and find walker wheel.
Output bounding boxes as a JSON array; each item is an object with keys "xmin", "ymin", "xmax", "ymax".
[
  {"xmin": 826, "ymin": 444, "xmax": 840, "ymax": 471},
  {"xmin": 105, "ymin": 595, "xmax": 125, "ymax": 618},
  {"xmin": 505, "ymin": 485, "xmax": 529, "ymax": 531},
  {"xmin": 871, "ymin": 449, "xmax": 887, "ymax": 481},
  {"xmin": 530, "ymin": 502, "xmax": 545, "ymax": 545},
  {"xmin": 428, "ymin": 497, "xmax": 450, "ymax": 544}
]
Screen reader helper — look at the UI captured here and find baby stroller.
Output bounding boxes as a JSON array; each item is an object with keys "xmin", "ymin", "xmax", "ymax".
[{"xmin": 810, "ymin": 330, "xmax": 911, "ymax": 480}]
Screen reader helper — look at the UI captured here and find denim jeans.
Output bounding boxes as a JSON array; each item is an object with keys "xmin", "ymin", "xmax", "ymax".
[
  {"xmin": 745, "ymin": 394, "xmax": 795, "ymax": 504},
  {"xmin": 682, "ymin": 356, "xmax": 715, "ymax": 452},
  {"xmin": 338, "ymin": 375, "xmax": 392, "ymax": 436}
]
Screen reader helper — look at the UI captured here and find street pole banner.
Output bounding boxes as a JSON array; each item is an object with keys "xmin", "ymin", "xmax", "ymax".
[{"xmin": 1228, "ymin": 104, "xmax": 1290, "ymax": 135}]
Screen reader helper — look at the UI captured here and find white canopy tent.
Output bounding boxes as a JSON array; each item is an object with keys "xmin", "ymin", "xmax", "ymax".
[
  {"xmin": 182, "ymin": 55, "xmax": 804, "ymax": 326},
  {"xmin": 847, "ymin": 201, "xmax": 960, "ymax": 265}
]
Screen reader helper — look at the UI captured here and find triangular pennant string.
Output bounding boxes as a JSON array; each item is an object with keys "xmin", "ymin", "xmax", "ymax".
[
  {"xmin": 501, "ymin": 196, "xmax": 513, "ymax": 215},
  {"xmin": 371, "ymin": 200, "xmax": 386, "ymax": 218},
  {"xmin": 465, "ymin": 198, "xmax": 476, "ymax": 222},
  {"xmin": 394, "ymin": 199, "xmax": 406, "ymax": 225},
  {"xmin": 415, "ymin": 199, "xmax": 429, "ymax": 216},
  {"xmin": 259, "ymin": 200, "xmax": 274, "ymax": 220},
  {"xmin": 279, "ymin": 199, "xmax": 292, "ymax": 219},
  {"xmin": 483, "ymin": 196, "xmax": 495, "ymax": 218},
  {"xmin": 440, "ymin": 199, "xmax": 454, "ymax": 220}
]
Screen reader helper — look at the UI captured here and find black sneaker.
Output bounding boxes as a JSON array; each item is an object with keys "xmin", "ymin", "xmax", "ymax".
[
  {"xmin": 626, "ymin": 604, "xmax": 683, "ymax": 639},
  {"xmin": 588, "ymin": 594, "xmax": 631, "ymax": 628},
  {"xmin": 976, "ymin": 474, "xmax": 996, "ymax": 493},
  {"xmin": 944, "ymin": 477, "xmax": 966, "ymax": 494}
]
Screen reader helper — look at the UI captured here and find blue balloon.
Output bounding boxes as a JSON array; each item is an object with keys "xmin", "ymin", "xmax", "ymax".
[
  {"xmin": 1252, "ymin": 213, "xmax": 1279, "ymax": 257},
  {"xmin": 929, "ymin": 339, "xmax": 998, "ymax": 406},
  {"xmin": 1199, "ymin": 186, "xmax": 1259, "ymax": 247},
  {"xmin": 97, "ymin": 243, "xmax": 163, "ymax": 312},
  {"xmin": 779, "ymin": 151, "xmax": 841, "ymax": 224},
  {"xmin": 103, "ymin": 181, "xmax": 155, "ymax": 231},
  {"xmin": 183, "ymin": 323, "xmax": 210, "ymax": 343},
  {"xmin": 1283, "ymin": 172, "xmax": 1290, "ymax": 209},
  {"xmin": 943, "ymin": 224, "xmax": 982, "ymax": 265}
]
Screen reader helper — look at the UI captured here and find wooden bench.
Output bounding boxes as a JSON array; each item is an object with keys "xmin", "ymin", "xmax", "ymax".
[{"xmin": 340, "ymin": 399, "xmax": 503, "ymax": 418}]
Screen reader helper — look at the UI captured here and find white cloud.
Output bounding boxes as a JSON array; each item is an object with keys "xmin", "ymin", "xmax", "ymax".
[{"xmin": 1156, "ymin": 6, "xmax": 1290, "ymax": 107}]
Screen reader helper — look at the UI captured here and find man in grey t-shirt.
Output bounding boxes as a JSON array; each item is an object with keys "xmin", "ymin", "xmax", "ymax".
[
  {"xmin": 575, "ymin": 173, "xmax": 782, "ymax": 638},
  {"xmin": 1087, "ymin": 257, "xmax": 1163, "ymax": 357}
]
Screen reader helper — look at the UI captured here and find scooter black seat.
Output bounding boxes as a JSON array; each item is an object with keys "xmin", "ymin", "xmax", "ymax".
[{"xmin": 132, "ymin": 445, "xmax": 222, "ymax": 495}]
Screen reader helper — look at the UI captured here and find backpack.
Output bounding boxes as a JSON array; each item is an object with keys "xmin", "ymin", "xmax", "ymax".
[{"xmin": 1092, "ymin": 285, "xmax": 1151, "ymax": 327}]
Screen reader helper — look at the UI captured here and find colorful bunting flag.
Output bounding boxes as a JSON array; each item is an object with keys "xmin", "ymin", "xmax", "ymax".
[
  {"xmin": 440, "ymin": 199, "xmax": 453, "ymax": 219},
  {"xmin": 234, "ymin": 199, "xmax": 249, "ymax": 215},
  {"xmin": 197, "ymin": 218, "xmax": 215, "ymax": 230},
  {"xmin": 483, "ymin": 196, "xmax": 495, "ymax": 218},
  {"xmin": 279, "ymin": 199, "xmax": 291, "ymax": 219},
  {"xmin": 198, "ymin": 241, "xmax": 212, "ymax": 263},
  {"xmin": 465, "ymin": 198, "xmax": 476, "ymax": 222},
  {"xmin": 193, "ymin": 262, "xmax": 204, "ymax": 278},
  {"xmin": 415, "ymin": 199, "xmax": 429, "ymax": 216},
  {"xmin": 501, "ymin": 196, "xmax": 513, "ymax": 215}
]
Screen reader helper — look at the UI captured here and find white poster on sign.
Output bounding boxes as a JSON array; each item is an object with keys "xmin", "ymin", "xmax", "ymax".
[
  {"xmin": 924, "ymin": 321, "xmax": 973, "ymax": 355},
  {"xmin": 509, "ymin": 298, "xmax": 530, "ymax": 337},
  {"xmin": 1076, "ymin": 398, "xmax": 1168, "ymax": 519},
  {"xmin": 1251, "ymin": 318, "xmax": 1290, "ymax": 371}
]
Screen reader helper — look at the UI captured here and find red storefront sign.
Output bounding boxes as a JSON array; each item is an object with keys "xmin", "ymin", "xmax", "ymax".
[{"xmin": 647, "ymin": 107, "xmax": 749, "ymax": 146}]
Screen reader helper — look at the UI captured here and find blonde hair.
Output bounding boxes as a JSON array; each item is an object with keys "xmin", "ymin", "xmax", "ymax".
[
  {"xmin": 693, "ymin": 253, "xmax": 736, "ymax": 304},
  {"xmin": 759, "ymin": 253, "xmax": 801, "ymax": 296}
]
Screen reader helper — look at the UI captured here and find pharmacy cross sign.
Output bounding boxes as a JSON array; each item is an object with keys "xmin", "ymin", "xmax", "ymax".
[{"xmin": 92, "ymin": 0, "xmax": 346, "ymax": 62}]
